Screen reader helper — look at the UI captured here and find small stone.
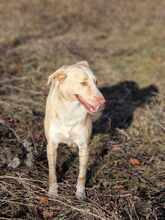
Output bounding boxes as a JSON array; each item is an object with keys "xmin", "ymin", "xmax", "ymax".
[
  {"xmin": 22, "ymin": 140, "xmax": 31, "ymax": 152},
  {"xmin": 8, "ymin": 157, "xmax": 20, "ymax": 169}
]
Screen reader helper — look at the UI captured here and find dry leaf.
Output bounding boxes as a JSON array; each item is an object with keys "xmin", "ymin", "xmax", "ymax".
[
  {"xmin": 129, "ymin": 158, "xmax": 140, "ymax": 166},
  {"xmin": 39, "ymin": 196, "xmax": 49, "ymax": 205}
]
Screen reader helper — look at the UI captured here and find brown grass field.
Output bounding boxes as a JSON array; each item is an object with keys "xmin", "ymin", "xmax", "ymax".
[{"xmin": 0, "ymin": 0, "xmax": 164, "ymax": 219}]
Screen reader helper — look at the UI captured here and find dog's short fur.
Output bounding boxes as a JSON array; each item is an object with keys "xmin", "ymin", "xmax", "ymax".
[{"xmin": 44, "ymin": 61, "xmax": 105, "ymax": 199}]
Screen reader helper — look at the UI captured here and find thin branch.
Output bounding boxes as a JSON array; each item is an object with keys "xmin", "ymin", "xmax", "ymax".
[{"xmin": 0, "ymin": 76, "xmax": 28, "ymax": 85}]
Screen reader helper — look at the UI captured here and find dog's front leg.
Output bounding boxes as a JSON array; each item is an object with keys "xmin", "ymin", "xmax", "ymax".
[
  {"xmin": 76, "ymin": 145, "xmax": 89, "ymax": 200},
  {"xmin": 47, "ymin": 141, "xmax": 58, "ymax": 198}
]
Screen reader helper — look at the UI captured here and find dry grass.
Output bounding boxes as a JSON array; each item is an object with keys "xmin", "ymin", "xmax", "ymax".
[{"xmin": 0, "ymin": 0, "xmax": 165, "ymax": 219}]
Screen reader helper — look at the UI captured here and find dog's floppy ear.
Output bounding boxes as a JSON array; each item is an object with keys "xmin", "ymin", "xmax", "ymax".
[
  {"xmin": 76, "ymin": 60, "xmax": 89, "ymax": 67},
  {"xmin": 47, "ymin": 66, "xmax": 67, "ymax": 86}
]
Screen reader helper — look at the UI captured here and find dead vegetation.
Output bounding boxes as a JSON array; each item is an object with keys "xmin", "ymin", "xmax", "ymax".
[{"xmin": 0, "ymin": 0, "xmax": 165, "ymax": 219}]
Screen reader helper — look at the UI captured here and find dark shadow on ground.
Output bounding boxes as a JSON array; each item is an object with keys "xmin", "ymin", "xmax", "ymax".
[
  {"xmin": 93, "ymin": 81, "xmax": 159, "ymax": 133},
  {"xmin": 86, "ymin": 81, "xmax": 159, "ymax": 186}
]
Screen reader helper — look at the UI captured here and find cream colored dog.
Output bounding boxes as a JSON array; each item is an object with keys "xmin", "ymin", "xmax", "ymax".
[{"xmin": 44, "ymin": 61, "xmax": 105, "ymax": 199}]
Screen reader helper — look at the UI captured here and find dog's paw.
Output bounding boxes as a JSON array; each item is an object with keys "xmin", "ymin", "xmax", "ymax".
[
  {"xmin": 76, "ymin": 189, "xmax": 86, "ymax": 200},
  {"xmin": 48, "ymin": 184, "xmax": 58, "ymax": 198}
]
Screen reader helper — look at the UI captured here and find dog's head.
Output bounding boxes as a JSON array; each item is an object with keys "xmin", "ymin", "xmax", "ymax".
[{"xmin": 48, "ymin": 61, "xmax": 105, "ymax": 114}]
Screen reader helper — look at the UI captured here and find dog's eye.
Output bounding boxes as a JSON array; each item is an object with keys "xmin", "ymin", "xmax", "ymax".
[{"xmin": 80, "ymin": 81, "xmax": 88, "ymax": 86}]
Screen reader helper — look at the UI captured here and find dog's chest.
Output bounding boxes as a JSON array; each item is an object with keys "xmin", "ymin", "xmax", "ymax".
[
  {"xmin": 49, "ymin": 102, "xmax": 86, "ymax": 144},
  {"xmin": 50, "ymin": 119, "xmax": 82, "ymax": 144}
]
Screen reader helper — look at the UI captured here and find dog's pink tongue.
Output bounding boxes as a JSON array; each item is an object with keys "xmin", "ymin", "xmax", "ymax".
[
  {"xmin": 76, "ymin": 95, "xmax": 96, "ymax": 113},
  {"xmin": 89, "ymin": 105, "xmax": 98, "ymax": 113}
]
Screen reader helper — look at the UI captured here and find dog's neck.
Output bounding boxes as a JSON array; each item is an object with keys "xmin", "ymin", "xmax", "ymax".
[{"xmin": 50, "ymin": 83, "xmax": 88, "ymax": 123}]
